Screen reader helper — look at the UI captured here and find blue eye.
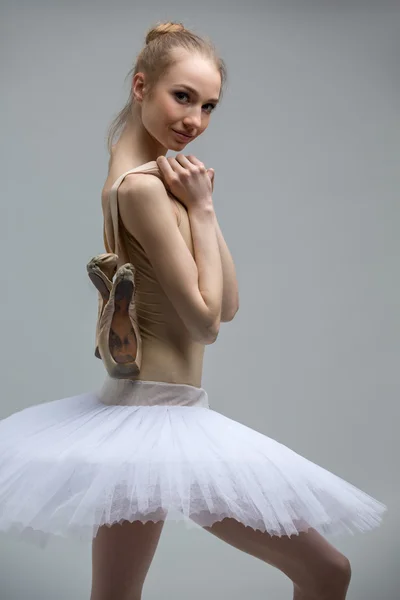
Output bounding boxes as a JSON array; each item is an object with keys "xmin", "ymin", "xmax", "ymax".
[{"xmin": 174, "ymin": 91, "xmax": 215, "ymax": 113}]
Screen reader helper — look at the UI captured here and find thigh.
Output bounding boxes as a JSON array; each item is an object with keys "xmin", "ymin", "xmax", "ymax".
[
  {"xmin": 90, "ymin": 518, "xmax": 166, "ymax": 600},
  {"xmin": 195, "ymin": 517, "xmax": 349, "ymax": 594}
]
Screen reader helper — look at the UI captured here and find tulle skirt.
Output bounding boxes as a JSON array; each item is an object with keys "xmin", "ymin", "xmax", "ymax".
[{"xmin": 0, "ymin": 377, "xmax": 387, "ymax": 548}]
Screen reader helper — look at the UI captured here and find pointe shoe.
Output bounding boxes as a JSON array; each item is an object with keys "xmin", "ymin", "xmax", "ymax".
[
  {"xmin": 86, "ymin": 253, "xmax": 119, "ymax": 359},
  {"xmin": 97, "ymin": 263, "xmax": 142, "ymax": 379}
]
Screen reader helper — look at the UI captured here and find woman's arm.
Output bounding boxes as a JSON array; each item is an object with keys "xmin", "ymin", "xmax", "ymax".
[
  {"xmin": 118, "ymin": 175, "xmax": 223, "ymax": 344},
  {"xmin": 214, "ymin": 215, "xmax": 239, "ymax": 322}
]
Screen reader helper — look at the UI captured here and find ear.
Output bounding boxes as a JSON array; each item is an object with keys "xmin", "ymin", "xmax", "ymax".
[{"xmin": 132, "ymin": 72, "xmax": 145, "ymax": 103}]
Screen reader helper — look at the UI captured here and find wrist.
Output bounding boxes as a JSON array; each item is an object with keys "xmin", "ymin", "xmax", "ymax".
[{"xmin": 189, "ymin": 198, "xmax": 215, "ymax": 215}]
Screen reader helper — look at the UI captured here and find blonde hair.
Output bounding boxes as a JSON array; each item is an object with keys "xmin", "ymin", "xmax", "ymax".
[{"xmin": 106, "ymin": 21, "xmax": 227, "ymax": 154}]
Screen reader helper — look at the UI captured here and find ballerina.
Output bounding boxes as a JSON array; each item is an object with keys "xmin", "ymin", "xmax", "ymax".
[{"xmin": 0, "ymin": 20, "xmax": 387, "ymax": 600}]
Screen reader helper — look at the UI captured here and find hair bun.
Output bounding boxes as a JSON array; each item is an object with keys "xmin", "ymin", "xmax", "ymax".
[{"xmin": 145, "ymin": 21, "xmax": 185, "ymax": 45}]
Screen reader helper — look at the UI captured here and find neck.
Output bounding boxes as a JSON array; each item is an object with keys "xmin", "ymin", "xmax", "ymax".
[{"xmin": 111, "ymin": 108, "xmax": 168, "ymax": 167}]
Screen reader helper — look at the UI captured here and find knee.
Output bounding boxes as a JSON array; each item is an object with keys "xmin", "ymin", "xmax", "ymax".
[{"xmin": 312, "ymin": 554, "xmax": 352, "ymax": 599}]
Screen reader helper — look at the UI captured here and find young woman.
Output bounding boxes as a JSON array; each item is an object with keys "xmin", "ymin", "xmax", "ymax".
[{"xmin": 0, "ymin": 21, "xmax": 386, "ymax": 600}]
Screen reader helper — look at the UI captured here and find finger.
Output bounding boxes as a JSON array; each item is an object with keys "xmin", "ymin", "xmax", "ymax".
[
  {"xmin": 169, "ymin": 155, "xmax": 189, "ymax": 172},
  {"xmin": 156, "ymin": 156, "xmax": 179, "ymax": 182},
  {"xmin": 184, "ymin": 155, "xmax": 205, "ymax": 169},
  {"xmin": 157, "ymin": 156, "xmax": 177, "ymax": 174},
  {"xmin": 174, "ymin": 153, "xmax": 194, "ymax": 169}
]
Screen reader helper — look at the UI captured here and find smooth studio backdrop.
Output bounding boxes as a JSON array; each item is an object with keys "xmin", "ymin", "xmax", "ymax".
[{"xmin": 0, "ymin": 1, "xmax": 398, "ymax": 599}]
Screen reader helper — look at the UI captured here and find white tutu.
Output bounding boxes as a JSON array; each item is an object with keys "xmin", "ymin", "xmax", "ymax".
[{"xmin": 0, "ymin": 378, "xmax": 387, "ymax": 548}]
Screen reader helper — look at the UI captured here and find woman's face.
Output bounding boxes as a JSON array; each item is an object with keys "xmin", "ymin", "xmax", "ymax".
[{"xmin": 138, "ymin": 50, "xmax": 221, "ymax": 150}]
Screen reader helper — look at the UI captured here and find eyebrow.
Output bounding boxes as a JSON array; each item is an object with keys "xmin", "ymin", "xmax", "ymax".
[{"xmin": 176, "ymin": 84, "xmax": 220, "ymax": 104}]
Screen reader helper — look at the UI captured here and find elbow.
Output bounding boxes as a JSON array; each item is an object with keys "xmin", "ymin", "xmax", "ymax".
[
  {"xmin": 205, "ymin": 328, "xmax": 219, "ymax": 345},
  {"xmin": 205, "ymin": 304, "xmax": 239, "ymax": 340},
  {"xmin": 221, "ymin": 303, "xmax": 239, "ymax": 323},
  {"xmin": 202, "ymin": 319, "xmax": 221, "ymax": 345},
  {"xmin": 192, "ymin": 307, "xmax": 237, "ymax": 344},
  {"xmin": 188, "ymin": 321, "xmax": 219, "ymax": 345}
]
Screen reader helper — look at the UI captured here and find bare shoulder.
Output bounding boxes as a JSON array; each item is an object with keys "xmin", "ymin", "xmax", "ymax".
[
  {"xmin": 118, "ymin": 172, "xmax": 180, "ymax": 228},
  {"xmin": 119, "ymin": 171, "xmax": 165, "ymax": 198}
]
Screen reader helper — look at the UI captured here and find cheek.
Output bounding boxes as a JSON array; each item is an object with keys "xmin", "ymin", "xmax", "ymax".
[
  {"xmin": 199, "ymin": 119, "xmax": 210, "ymax": 134},
  {"xmin": 162, "ymin": 96, "xmax": 182, "ymax": 120}
]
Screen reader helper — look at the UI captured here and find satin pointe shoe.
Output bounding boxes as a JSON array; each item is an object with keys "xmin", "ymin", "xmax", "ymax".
[
  {"xmin": 97, "ymin": 263, "xmax": 142, "ymax": 379},
  {"xmin": 86, "ymin": 253, "xmax": 119, "ymax": 358}
]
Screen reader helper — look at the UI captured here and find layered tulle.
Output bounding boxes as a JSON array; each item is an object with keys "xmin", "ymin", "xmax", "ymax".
[{"xmin": 0, "ymin": 379, "xmax": 387, "ymax": 548}]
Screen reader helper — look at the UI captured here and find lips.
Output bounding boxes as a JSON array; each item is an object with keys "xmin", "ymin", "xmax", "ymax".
[{"xmin": 173, "ymin": 129, "xmax": 194, "ymax": 139}]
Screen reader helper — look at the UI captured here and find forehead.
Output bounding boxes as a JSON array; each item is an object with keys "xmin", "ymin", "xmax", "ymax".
[{"xmin": 163, "ymin": 50, "xmax": 221, "ymax": 96}]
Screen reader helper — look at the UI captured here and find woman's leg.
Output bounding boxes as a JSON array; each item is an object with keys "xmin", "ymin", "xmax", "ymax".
[
  {"xmin": 194, "ymin": 517, "xmax": 351, "ymax": 600},
  {"xmin": 90, "ymin": 518, "xmax": 166, "ymax": 600}
]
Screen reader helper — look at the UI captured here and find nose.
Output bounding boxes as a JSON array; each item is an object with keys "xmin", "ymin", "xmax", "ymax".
[{"xmin": 183, "ymin": 109, "xmax": 202, "ymax": 131}]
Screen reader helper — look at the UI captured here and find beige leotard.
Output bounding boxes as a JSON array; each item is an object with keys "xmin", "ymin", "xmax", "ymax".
[{"xmin": 102, "ymin": 161, "xmax": 205, "ymax": 388}]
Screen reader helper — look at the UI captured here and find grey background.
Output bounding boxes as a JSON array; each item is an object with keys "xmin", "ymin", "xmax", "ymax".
[{"xmin": 0, "ymin": 0, "xmax": 398, "ymax": 598}]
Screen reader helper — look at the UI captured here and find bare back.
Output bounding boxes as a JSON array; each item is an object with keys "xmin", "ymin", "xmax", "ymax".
[{"xmin": 101, "ymin": 158, "xmax": 206, "ymax": 387}]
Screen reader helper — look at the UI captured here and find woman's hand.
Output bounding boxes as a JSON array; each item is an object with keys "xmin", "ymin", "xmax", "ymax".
[{"xmin": 156, "ymin": 154, "xmax": 214, "ymax": 211}]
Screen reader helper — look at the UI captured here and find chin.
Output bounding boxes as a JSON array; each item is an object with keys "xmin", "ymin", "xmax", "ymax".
[
  {"xmin": 168, "ymin": 129, "xmax": 193, "ymax": 148},
  {"xmin": 168, "ymin": 140, "xmax": 189, "ymax": 150}
]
